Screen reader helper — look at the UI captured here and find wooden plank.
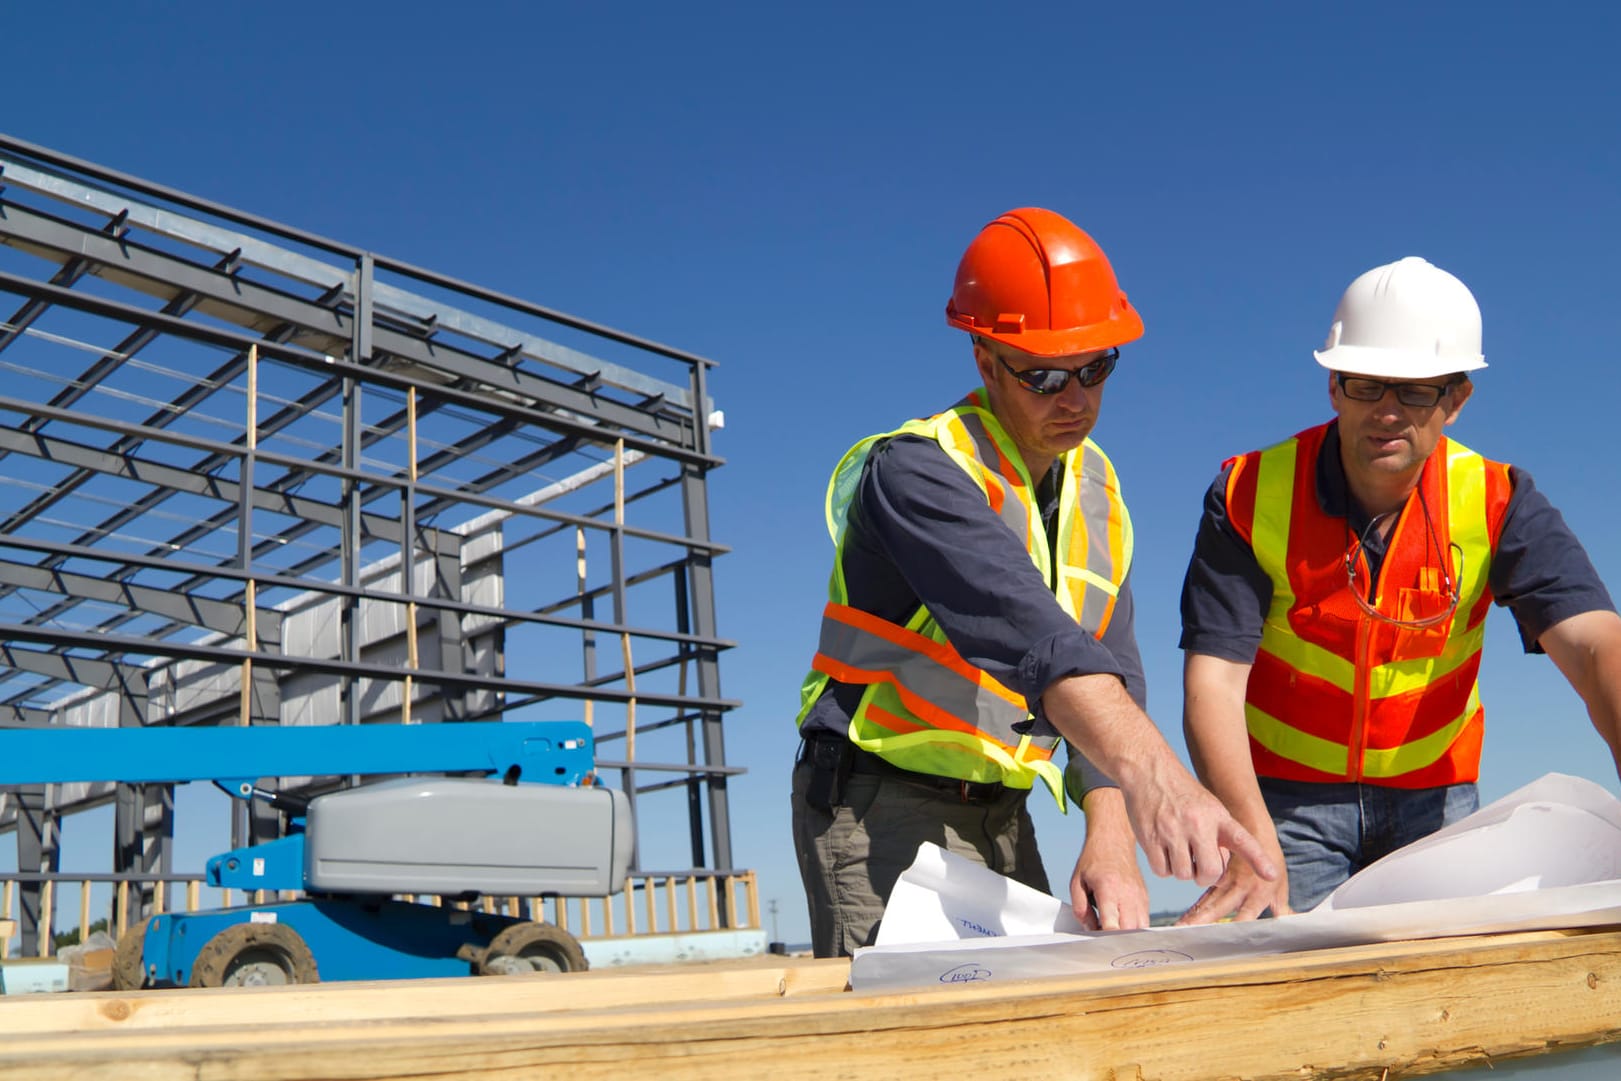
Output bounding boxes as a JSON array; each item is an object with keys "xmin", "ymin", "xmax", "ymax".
[
  {"xmin": 0, "ymin": 954, "xmax": 850, "ymax": 1035},
  {"xmin": 1, "ymin": 930, "xmax": 1618, "ymax": 1079}
]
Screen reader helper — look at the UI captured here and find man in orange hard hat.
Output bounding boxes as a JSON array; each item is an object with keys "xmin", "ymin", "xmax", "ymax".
[
  {"xmin": 1177, "ymin": 256, "xmax": 1621, "ymax": 923},
  {"xmin": 790, "ymin": 207, "xmax": 1274, "ymax": 957}
]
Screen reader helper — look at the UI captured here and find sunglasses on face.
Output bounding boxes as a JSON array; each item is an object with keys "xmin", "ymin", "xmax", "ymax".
[
  {"xmin": 1335, "ymin": 373, "xmax": 1459, "ymax": 409},
  {"xmin": 996, "ymin": 348, "xmax": 1119, "ymax": 395}
]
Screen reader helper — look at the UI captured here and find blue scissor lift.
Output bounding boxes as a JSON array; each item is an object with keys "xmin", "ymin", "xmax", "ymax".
[{"xmin": 1, "ymin": 721, "xmax": 632, "ymax": 988}]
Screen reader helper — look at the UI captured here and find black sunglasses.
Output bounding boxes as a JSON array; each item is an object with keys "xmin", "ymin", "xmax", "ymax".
[
  {"xmin": 1336, "ymin": 373, "xmax": 1460, "ymax": 409},
  {"xmin": 996, "ymin": 348, "xmax": 1119, "ymax": 395}
]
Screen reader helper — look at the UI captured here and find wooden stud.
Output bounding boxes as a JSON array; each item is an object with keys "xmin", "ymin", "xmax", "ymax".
[{"xmin": 3, "ymin": 931, "xmax": 1621, "ymax": 1080}]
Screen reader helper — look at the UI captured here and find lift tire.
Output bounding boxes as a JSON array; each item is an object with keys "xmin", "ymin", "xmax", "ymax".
[
  {"xmin": 479, "ymin": 921, "xmax": 588, "ymax": 976},
  {"xmin": 189, "ymin": 922, "xmax": 320, "ymax": 988},
  {"xmin": 112, "ymin": 917, "xmax": 151, "ymax": 991}
]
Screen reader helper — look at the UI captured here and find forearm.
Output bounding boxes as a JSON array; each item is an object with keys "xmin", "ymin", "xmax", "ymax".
[
  {"xmin": 1182, "ymin": 653, "xmax": 1271, "ymax": 833},
  {"xmin": 1584, "ymin": 646, "xmax": 1621, "ymax": 777},
  {"xmin": 1080, "ymin": 784, "xmax": 1134, "ymax": 844},
  {"xmin": 1072, "ymin": 784, "xmax": 1148, "ymax": 930},
  {"xmin": 1040, "ymin": 672, "xmax": 1180, "ymax": 792},
  {"xmin": 1542, "ymin": 611, "xmax": 1621, "ymax": 779}
]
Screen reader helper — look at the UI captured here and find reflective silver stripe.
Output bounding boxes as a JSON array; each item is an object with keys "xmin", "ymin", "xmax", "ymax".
[
  {"xmin": 1071, "ymin": 441, "xmax": 1124, "ymax": 629},
  {"xmin": 816, "ymin": 615, "xmax": 1035, "ymax": 746},
  {"xmin": 948, "ymin": 411, "xmax": 1031, "ymax": 545}
]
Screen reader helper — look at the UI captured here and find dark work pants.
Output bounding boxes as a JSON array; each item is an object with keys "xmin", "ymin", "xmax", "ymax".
[{"xmin": 789, "ymin": 754, "xmax": 1048, "ymax": 958}]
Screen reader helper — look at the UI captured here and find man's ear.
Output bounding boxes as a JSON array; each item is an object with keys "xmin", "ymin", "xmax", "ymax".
[
  {"xmin": 972, "ymin": 338, "xmax": 997, "ymax": 385},
  {"xmin": 1442, "ymin": 378, "xmax": 1474, "ymax": 426}
]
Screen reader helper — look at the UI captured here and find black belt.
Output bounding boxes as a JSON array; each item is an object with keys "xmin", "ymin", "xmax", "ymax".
[{"xmin": 799, "ymin": 732, "xmax": 1006, "ymax": 804}]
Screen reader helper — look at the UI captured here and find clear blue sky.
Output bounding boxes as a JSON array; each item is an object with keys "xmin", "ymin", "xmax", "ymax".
[{"xmin": 4, "ymin": 2, "xmax": 1618, "ymax": 948}]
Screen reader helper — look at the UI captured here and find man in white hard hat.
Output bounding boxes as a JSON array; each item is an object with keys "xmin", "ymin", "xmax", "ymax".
[{"xmin": 1175, "ymin": 256, "xmax": 1621, "ymax": 921}]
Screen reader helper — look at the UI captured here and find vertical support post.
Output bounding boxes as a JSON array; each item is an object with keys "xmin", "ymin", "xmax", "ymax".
[
  {"xmin": 235, "ymin": 342, "xmax": 264, "ymax": 849},
  {"xmin": 577, "ymin": 526, "xmax": 594, "ymax": 729},
  {"xmin": 615, "ymin": 439, "xmax": 636, "ymax": 761},
  {"xmin": 236, "ymin": 341, "xmax": 277, "ymax": 849},
  {"xmin": 403, "ymin": 387, "xmax": 418, "ymax": 724},
  {"xmin": 610, "ymin": 438, "xmax": 638, "ymax": 867},
  {"xmin": 238, "ymin": 341, "xmax": 258, "ymax": 733},
  {"xmin": 674, "ymin": 569, "xmax": 705, "ymax": 867},
  {"xmin": 682, "ymin": 362, "xmax": 733, "ymax": 881},
  {"xmin": 342, "ymin": 255, "xmax": 373, "ymax": 741}
]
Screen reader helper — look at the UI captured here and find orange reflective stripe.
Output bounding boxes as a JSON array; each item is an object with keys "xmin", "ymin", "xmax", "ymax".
[
  {"xmin": 822, "ymin": 601, "xmax": 1025, "ymax": 709},
  {"xmin": 812, "ymin": 653, "xmax": 993, "ymax": 739},
  {"xmin": 863, "ymin": 700, "xmax": 937, "ymax": 737},
  {"xmin": 864, "ymin": 701, "xmax": 1054, "ymax": 762},
  {"xmin": 984, "ymin": 467, "xmax": 1007, "ymax": 520}
]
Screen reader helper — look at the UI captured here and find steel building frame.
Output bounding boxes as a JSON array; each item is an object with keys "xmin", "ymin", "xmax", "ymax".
[{"xmin": 0, "ymin": 134, "xmax": 737, "ymax": 953}]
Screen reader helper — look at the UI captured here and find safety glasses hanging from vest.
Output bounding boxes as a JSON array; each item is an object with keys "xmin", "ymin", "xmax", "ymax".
[
  {"xmin": 995, "ymin": 348, "xmax": 1119, "ymax": 394},
  {"xmin": 1343, "ymin": 491, "xmax": 1465, "ymax": 629}
]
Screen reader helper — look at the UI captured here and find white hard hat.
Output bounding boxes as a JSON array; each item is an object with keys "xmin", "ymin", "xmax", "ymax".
[{"xmin": 1314, "ymin": 256, "xmax": 1487, "ymax": 379}]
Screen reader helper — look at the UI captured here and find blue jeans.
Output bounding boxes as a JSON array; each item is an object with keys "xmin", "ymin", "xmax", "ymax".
[{"xmin": 1260, "ymin": 777, "xmax": 1479, "ymax": 912}]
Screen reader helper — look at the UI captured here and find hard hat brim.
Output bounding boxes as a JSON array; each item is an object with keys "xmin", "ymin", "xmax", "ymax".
[
  {"xmin": 1314, "ymin": 344, "xmax": 1487, "ymax": 380},
  {"xmin": 950, "ymin": 308, "xmax": 1145, "ymax": 358}
]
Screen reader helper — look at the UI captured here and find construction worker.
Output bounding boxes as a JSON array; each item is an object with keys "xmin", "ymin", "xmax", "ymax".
[
  {"xmin": 791, "ymin": 207, "xmax": 1273, "ymax": 958},
  {"xmin": 1177, "ymin": 256, "xmax": 1621, "ymax": 922}
]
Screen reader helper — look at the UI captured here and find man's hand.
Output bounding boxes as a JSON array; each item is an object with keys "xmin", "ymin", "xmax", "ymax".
[
  {"xmin": 1041, "ymin": 671, "xmax": 1278, "ymax": 891},
  {"xmin": 1071, "ymin": 787, "xmax": 1149, "ymax": 930},
  {"xmin": 1176, "ymin": 844, "xmax": 1292, "ymax": 925},
  {"xmin": 1119, "ymin": 742, "xmax": 1278, "ymax": 889}
]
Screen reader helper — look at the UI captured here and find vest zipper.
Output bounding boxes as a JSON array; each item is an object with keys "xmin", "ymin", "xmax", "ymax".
[{"xmin": 1348, "ymin": 543, "xmax": 1373, "ymax": 783}]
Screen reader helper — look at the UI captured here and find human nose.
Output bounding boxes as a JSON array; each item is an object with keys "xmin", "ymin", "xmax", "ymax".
[
  {"xmin": 1368, "ymin": 386, "xmax": 1409, "ymax": 417},
  {"xmin": 1056, "ymin": 373, "xmax": 1098, "ymax": 408}
]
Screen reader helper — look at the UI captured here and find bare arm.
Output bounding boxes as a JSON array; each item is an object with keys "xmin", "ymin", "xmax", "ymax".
[
  {"xmin": 1176, "ymin": 652, "xmax": 1291, "ymax": 923},
  {"xmin": 1540, "ymin": 609, "xmax": 1621, "ymax": 781},
  {"xmin": 1070, "ymin": 786, "xmax": 1148, "ymax": 930},
  {"xmin": 1040, "ymin": 672, "xmax": 1276, "ymax": 889}
]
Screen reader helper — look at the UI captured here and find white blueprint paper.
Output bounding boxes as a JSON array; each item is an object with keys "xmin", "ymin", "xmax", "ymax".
[{"xmin": 850, "ymin": 773, "xmax": 1621, "ymax": 992}]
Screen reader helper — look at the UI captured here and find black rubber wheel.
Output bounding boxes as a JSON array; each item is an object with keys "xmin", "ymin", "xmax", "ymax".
[
  {"xmin": 189, "ymin": 922, "xmax": 320, "ymax": 988},
  {"xmin": 479, "ymin": 921, "xmax": 588, "ymax": 975},
  {"xmin": 112, "ymin": 917, "xmax": 151, "ymax": 991}
]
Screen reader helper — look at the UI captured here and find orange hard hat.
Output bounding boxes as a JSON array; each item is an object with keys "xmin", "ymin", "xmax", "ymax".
[{"xmin": 945, "ymin": 208, "xmax": 1144, "ymax": 357}]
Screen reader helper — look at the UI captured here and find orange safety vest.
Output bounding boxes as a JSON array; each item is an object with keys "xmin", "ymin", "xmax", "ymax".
[
  {"xmin": 796, "ymin": 391, "xmax": 1133, "ymax": 809},
  {"xmin": 1226, "ymin": 422, "xmax": 1512, "ymax": 787}
]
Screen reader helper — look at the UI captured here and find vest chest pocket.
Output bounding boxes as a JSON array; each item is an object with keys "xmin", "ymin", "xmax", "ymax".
[{"xmin": 1384, "ymin": 586, "xmax": 1454, "ymax": 660}]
